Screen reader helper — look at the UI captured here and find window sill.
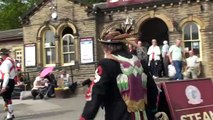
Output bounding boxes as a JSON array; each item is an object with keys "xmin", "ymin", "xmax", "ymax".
[
  {"xmin": 44, "ymin": 64, "xmax": 56, "ymax": 67},
  {"xmin": 62, "ymin": 62, "xmax": 75, "ymax": 67}
]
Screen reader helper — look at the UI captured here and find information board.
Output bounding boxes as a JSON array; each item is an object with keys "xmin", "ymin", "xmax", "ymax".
[
  {"xmin": 162, "ymin": 79, "xmax": 213, "ymax": 120},
  {"xmin": 24, "ymin": 44, "xmax": 36, "ymax": 67},
  {"xmin": 80, "ymin": 37, "xmax": 94, "ymax": 64}
]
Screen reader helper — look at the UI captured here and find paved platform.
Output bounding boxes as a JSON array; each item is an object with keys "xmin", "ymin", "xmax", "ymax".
[{"xmin": 0, "ymin": 94, "xmax": 104, "ymax": 120}]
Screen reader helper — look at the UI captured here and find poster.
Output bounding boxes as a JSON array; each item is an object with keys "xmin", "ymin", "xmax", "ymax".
[
  {"xmin": 24, "ymin": 44, "xmax": 36, "ymax": 67},
  {"xmin": 80, "ymin": 37, "xmax": 94, "ymax": 63}
]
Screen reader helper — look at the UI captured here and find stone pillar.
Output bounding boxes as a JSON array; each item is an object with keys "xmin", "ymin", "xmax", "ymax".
[
  {"xmin": 74, "ymin": 36, "xmax": 79, "ymax": 62},
  {"xmin": 55, "ymin": 35, "xmax": 60, "ymax": 66},
  {"xmin": 36, "ymin": 37, "xmax": 42, "ymax": 67},
  {"xmin": 200, "ymin": 29, "xmax": 213, "ymax": 78}
]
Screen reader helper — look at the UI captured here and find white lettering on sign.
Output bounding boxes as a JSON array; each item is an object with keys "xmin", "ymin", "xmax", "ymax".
[
  {"xmin": 194, "ymin": 113, "xmax": 202, "ymax": 120},
  {"xmin": 109, "ymin": 0, "xmax": 119, "ymax": 3},
  {"xmin": 180, "ymin": 111, "xmax": 213, "ymax": 120}
]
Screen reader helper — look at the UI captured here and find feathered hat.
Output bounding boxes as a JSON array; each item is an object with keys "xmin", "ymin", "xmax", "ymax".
[{"xmin": 99, "ymin": 22, "xmax": 137, "ymax": 44}]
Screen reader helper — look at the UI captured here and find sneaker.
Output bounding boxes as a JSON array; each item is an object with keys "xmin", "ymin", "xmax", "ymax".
[
  {"xmin": 4, "ymin": 116, "xmax": 14, "ymax": 120},
  {"xmin": 153, "ymin": 75, "xmax": 158, "ymax": 79},
  {"xmin": 5, "ymin": 118, "xmax": 13, "ymax": 120}
]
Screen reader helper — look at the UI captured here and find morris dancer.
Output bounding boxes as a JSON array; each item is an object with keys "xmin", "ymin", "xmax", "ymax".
[
  {"xmin": 0, "ymin": 48, "xmax": 16, "ymax": 120},
  {"xmin": 80, "ymin": 29, "xmax": 160, "ymax": 120}
]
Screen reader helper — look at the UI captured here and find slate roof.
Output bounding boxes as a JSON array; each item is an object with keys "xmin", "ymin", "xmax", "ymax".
[{"xmin": 0, "ymin": 28, "xmax": 23, "ymax": 41}]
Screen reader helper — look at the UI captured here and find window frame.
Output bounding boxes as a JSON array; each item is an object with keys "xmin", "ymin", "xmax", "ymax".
[
  {"xmin": 42, "ymin": 30, "xmax": 56, "ymax": 67},
  {"xmin": 182, "ymin": 22, "xmax": 202, "ymax": 60},
  {"xmin": 61, "ymin": 34, "xmax": 76, "ymax": 66}
]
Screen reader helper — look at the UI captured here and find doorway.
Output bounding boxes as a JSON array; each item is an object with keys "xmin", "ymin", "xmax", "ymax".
[{"xmin": 139, "ymin": 18, "xmax": 169, "ymax": 48}]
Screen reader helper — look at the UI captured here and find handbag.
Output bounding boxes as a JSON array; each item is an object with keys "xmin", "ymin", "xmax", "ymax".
[{"xmin": 168, "ymin": 64, "xmax": 176, "ymax": 78}]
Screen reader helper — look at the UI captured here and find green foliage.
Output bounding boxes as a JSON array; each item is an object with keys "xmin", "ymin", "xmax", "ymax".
[
  {"xmin": 0, "ymin": 0, "xmax": 36, "ymax": 31},
  {"xmin": 0, "ymin": 0, "xmax": 104, "ymax": 31}
]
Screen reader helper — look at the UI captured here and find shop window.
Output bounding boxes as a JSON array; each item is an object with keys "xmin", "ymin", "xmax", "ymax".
[
  {"xmin": 182, "ymin": 22, "xmax": 201, "ymax": 58},
  {"xmin": 44, "ymin": 30, "xmax": 56, "ymax": 65}
]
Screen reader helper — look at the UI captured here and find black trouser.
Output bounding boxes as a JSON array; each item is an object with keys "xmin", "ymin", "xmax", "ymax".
[
  {"xmin": 31, "ymin": 87, "xmax": 48, "ymax": 99},
  {"xmin": 150, "ymin": 60, "xmax": 161, "ymax": 77},
  {"xmin": 163, "ymin": 56, "xmax": 169, "ymax": 77},
  {"xmin": 0, "ymin": 79, "xmax": 15, "ymax": 104}
]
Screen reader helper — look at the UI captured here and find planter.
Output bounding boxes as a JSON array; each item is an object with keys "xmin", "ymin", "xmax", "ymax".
[{"xmin": 54, "ymin": 88, "xmax": 71, "ymax": 98}]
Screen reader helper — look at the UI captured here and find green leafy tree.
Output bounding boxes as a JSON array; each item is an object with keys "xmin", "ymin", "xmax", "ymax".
[
  {"xmin": 0, "ymin": 0, "xmax": 105, "ymax": 31},
  {"xmin": 0, "ymin": 0, "xmax": 36, "ymax": 31}
]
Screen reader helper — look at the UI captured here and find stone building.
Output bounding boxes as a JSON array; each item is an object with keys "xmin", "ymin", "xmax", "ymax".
[
  {"xmin": 20, "ymin": 0, "xmax": 213, "ymax": 79},
  {"xmin": 20, "ymin": 0, "xmax": 97, "ymax": 81},
  {"xmin": 94, "ymin": 0, "xmax": 213, "ymax": 78}
]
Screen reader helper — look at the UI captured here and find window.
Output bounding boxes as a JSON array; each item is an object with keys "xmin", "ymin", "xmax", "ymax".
[
  {"xmin": 62, "ymin": 34, "xmax": 75, "ymax": 65},
  {"xmin": 183, "ymin": 22, "xmax": 201, "ymax": 57},
  {"xmin": 44, "ymin": 30, "xmax": 56, "ymax": 65},
  {"xmin": 15, "ymin": 50, "xmax": 22, "ymax": 63}
]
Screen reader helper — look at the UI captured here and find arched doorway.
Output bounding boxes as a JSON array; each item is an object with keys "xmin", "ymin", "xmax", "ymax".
[{"xmin": 139, "ymin": 18, "xmax": 169, "ymax": 48}]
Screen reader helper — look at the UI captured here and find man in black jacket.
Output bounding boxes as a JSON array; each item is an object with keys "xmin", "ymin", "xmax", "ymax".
[{"xmin": 80, "ymin": 29, "xmax": 159, "ymax": 120}]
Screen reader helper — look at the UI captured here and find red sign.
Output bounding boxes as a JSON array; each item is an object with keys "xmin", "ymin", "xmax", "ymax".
[
  {"xmin": 107, "ymin": 0, "xmax": 159, "ymax": 8},
  {"xmin": 162, "ymin": 79, "xmax": 213, "ymax": 120}
]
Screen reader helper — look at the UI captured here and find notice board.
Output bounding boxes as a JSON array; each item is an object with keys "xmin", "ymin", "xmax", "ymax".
[
  {"xmin": 80, "ymin": 37, "xmax": 94, "ymax": 64},
  {"xmin": 161, "ymin": 79, "xmax": 213, "ymax": 120},
  {"xmin": 24, "ymin": 43, "xmax": 36, "ymax": 67}
]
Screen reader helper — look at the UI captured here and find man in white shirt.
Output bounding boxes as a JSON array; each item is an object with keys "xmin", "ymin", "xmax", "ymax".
[
  {"xmin": 161, "ymin": 40, "xmax": 169, "ymax": 77},
  {"xmin": 168, "ymin": 39, "xmax": 184, "ymax": 80},
  {"xmin": 147, "ymin": 39, "xmax": 161, "ymax": 79},
  {"xmin": 0, "ymin": 48, "xmax": 16, "ymax": 120},
  {"xmin": 184, "ymin": 50, "xmax": 200, "ymax": 79}
]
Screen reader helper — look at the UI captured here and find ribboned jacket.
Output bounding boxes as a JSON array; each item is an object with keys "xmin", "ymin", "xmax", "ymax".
[
  {"xmin": 0, "ymin": 57, "xmax": 16, "ymax": 88},
  {"xmin": 80, "ymin": 51, "xmax": 158, "ymax": 120}
]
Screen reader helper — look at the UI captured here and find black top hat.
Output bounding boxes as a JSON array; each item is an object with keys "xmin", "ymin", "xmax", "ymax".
[{"xmin": 0, "ymin": 48, "xmax": 11, "ymax": 55}]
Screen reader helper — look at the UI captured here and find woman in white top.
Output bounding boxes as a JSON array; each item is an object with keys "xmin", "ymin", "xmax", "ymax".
[{"xmin": 31, "ymin": 76, "xmax": 47, "ymax": 99}]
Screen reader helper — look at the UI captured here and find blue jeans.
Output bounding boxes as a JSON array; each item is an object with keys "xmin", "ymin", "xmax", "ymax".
[{"xmin": 173, "ymin": 60, "xmax": 183, "ymax": 80}]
